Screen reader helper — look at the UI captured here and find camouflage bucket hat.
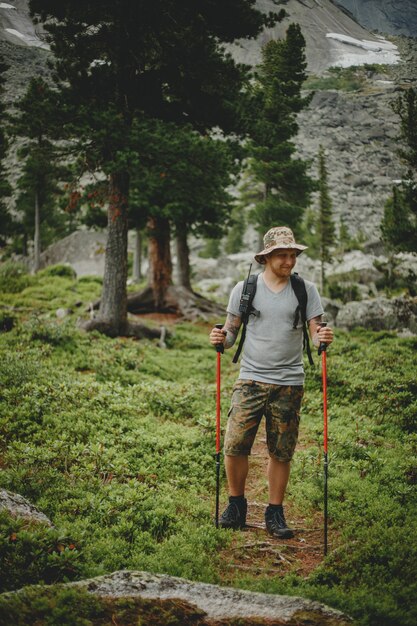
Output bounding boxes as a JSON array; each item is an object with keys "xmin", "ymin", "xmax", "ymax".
[{"xmin": 254, "ymin": 226, "xmax": 308, "ymax": 264}]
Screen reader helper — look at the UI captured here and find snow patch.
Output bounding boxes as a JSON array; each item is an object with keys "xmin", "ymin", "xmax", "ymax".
[
  {"xmin": 4, "ymin": 27, "xmax": 49, "ymax": 49},
  {"xmin": 0, "ymin": 3, "xmax": 16, "ymax": 9},
  {"xmin": 326, "ymin": 32, "xmax": 400, "ymax": 68}
]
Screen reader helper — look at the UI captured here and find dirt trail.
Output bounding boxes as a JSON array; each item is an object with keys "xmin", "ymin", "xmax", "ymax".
[
  {"xmin": 137, "ymin": 314, "xmax": 328, "ymax": 580},
  {"xmin": 218, "ymin": 429, "xmax": 326, "ymax": 584}
]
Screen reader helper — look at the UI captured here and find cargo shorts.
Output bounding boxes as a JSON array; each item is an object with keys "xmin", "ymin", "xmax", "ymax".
[{"xmin": 224, "ymin": 379, "xmax": 304, "ymax": 463}]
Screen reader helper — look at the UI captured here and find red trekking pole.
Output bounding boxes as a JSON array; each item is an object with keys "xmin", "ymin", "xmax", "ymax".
[
  {"xmin": 318, "ymin": 322, "xmax": 329, "ymax": 556},
  {"xmin": 214, "ymin": 324, "xmax": 224, "ymax": 528}
]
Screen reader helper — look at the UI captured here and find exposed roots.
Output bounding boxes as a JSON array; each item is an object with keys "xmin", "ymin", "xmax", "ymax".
[
  {"xmin": 127, "ymin": 285, "xmax": 225, "ymax": 321},
  {"xmin": 77, "ymin": 317, "xmax": 166, "ymax": 341}
]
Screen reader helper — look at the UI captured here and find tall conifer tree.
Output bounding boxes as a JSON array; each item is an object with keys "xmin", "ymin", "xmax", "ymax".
[
  {"xmin": 10, "ymin": 77, "xmax": 68, "ymax": 271},
  {"xmin": 0, "ymin": 55, "xmax": 12, "ymax": 247},
  {"xmin": 244, "ymin": 24, "xmax": 314, "ymax": 238},
  {"xmin": 317, "ymin": 145, "xmax": 335, "ymax": 291},
  {"xmin": 29, "ymin": 0, "xmax": 279, "ymax": 333},
  {"xmin": 127, "ymin": 120, "xmax": 237, "ymax": 306},
  {"xmin": 382, "ymin": 88, "xmax": 417, "ymax": 252}
]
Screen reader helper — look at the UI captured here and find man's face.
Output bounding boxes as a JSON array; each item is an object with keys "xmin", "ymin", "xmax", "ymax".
[{"xmin": 265, "ymin": 248, "xmax": 297, "ymax": 278}]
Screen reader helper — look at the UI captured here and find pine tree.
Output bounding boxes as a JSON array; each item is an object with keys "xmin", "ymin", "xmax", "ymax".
[
  {"xmin": 10, "ymin": 77, "xmax": 69, "ymax": 271},
  {"xmin": 244, "ymin": 24, "xmax": 315, "ymax": 237},
  {"xmin": 317, "ymin": 145, "xmax": 335, "ymax": 291},
  {"xmin": 382, "ymin": 88, "xmax": 417, "ymax": 252},
  {"xmin": 0, "ymin": 55, "xmax": 12, "ymax": 247},
  {"xmin": 225, "ymin": 204, "xmax": 247, "ymax": 254},
  {"xmin": 29, "ymin": 0, "xmax": 280, "ymax": 332},
  {"xmin": 127, "ymin": 119, "xmax": 237, "ymax": 307}
]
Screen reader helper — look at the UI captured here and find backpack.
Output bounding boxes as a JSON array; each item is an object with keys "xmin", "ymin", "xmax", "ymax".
[{"xmin": 232, "ymin": 271, "xmax": 314, "ymax": 366}]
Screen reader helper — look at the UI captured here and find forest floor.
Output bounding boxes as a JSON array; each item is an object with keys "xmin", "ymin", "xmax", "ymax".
[
  {"xmin": 217, "ymin": 430, "xmax": 327, "ymax": 585},
  {"xmin": 136, "ymin": 312, "xmax": 328, "ymax": 583}
]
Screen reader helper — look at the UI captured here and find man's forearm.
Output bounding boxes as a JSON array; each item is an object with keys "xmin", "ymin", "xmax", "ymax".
[{"xmin": 223, "ymin": 313, "xmax": 242, "ymax": 349}]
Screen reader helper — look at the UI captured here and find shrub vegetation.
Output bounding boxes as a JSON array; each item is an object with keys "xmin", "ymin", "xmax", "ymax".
[{"xmin": 0, "ymin": 265, "xmax": 416, "ymax": 625}]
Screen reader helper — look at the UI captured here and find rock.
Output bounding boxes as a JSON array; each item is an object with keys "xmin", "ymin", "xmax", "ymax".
[
  {"xmin": 0, "ymin": 489, "xmax": 53, "ymax": 526},
  {"xmin": 40, "ymin": 231, "xmax": 107, "ymax": 277},
  {"xmin": 56, "ymin": 307, "xmax": 72, "ymax": 319},
  {"xmin": 321, "ymin": 297, "xmax": 342, "ymax": 326},
  {"xmin": 191, "ymin": 257, "xmax": 221, "ymax": 280},
  {"xmin": 294, "ymin": 254, "xmax": 322, "ymax": 285},
  {"xmin": 336, "ymin": 296, "xmax": 417, "ymax": 332},
  {"xmin": 67, "ymin": 570, "xmax": 352, "ymax": 625},
  {"xmin": 393, "ymin": 252, "xmax": 417, "ymax": 280},
  {"xmin": 195, "ymin": 277, "xmax": 235, "ymax": 301},
  {"xmin": 334, "ymin": 0, "xmax": 417, "ymax": 38},
  {"xmin": 329, "ymin": 250, "xmax": 386, "ymax": 284}
]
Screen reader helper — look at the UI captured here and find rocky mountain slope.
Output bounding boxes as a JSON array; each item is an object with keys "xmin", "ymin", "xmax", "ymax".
[
  {"xmin": 334, "ymin": 0, "xmax": 417, "ymax": 37},
  {"xmin": 229, "ymin": 0, "xmax": 400, "ymax": 75},
  {"xmin": 0, "ymin": 1, "xmax": 416, "ymax": 245}
]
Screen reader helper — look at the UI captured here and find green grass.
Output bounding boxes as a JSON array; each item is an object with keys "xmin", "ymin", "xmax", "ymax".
[
  {"xmin": 0, "ymin": 267, "xmax": 416, "ymax": 625},
  {"xmin": 304, "ymin": 65, "xmax": 392, "ymax": 93}
]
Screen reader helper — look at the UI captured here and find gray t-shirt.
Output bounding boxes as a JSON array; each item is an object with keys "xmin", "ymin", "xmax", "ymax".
[{"xmin": 227, "ymin": 273, "xmax": 324, "ymax": 385}]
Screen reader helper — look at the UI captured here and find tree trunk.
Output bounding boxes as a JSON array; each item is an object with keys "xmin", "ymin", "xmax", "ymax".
[
  {"xmin": 22, "ymin": 232, "xmax": 28, "ymax": 257},
  {"xmin": 98, "ymin": 172, "xmax": 129, "ymax": 334},
  {"xmin": 33, "ymin": 191, "xmax": 41, "ymax": 273},
  {"xmin": 89, "ymin": 213, "xmax": 226, "ymax": 321},
  {"xmin": 175, "ymin": 226, "xmax": 192, "ymax": 290},
  {"xmin": 147, "ymin": 215, "xmax": 172, "ymax": 310},
  {"xmin": 132, "ymin": 227, "xmax": 142, "ymax": 283}
]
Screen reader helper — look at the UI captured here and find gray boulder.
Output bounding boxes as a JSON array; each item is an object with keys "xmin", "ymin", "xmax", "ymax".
[
  {"xmin": 0, "ymin": 489, "xmax": 53, "ymax": 526},
  {"xmin": 40, "ymin": 230, "xmax": 107, "ymax": 277},
  {"xmin": 336, "ymin": 296, "xmax": 417, "ymax": 332},
  {"xmin": 329, "ymin": 250, "xmax": 386, "ymax": 284},
  {"xmin": 68, "ymin": 569, "xmax": 352, "ymax": 624}
]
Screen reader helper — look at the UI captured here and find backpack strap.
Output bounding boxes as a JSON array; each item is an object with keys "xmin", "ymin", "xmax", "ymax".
[
  {"xmin": 233, "ymin": 274, "xmax": 259, "ymax": 364},
  {"xmin": 290, "ymin": 273, "xmax": 314, "ymax": 366}
]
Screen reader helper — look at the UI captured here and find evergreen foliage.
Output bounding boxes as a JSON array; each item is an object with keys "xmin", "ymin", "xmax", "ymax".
[
  {"xmin": 28, "ymin": 0, "xmax": 281, "ymax": 329},
  {"xmin": 317, "ymin": 145, "xmax": 335, "ymax": 290},
  {"xmin": 243, "ymin": 24, "xmax": 315, "ymax": 235},
  {"xmin": 225, "ymin": 204, "xmax": 247, "ymax": 254},
  {"xmin": 0, "ymin": 269, "xmax": 417, "ymax": 625},
  {"xmin": 0, "ymin": 55, "xmax": 12, "ymax": 246},
  {"xmin": 395, "ymin": 87, "xmax": 417, "ymax": 170},
  {"xmin": 382, "ymin": 87, "xmax": 417, "ymax": 252},
  {"xmin": 129, "ymin": 120, "xmax": 238, "ymax": 240},
  {"xmin": 10, "ymin": 78, "xmax": 70, "ymax": 268}
]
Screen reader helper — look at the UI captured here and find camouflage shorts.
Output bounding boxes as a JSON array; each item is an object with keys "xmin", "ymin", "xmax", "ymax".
[{"xmin": 224, "ymin": 379, "xmax": 304, "ymax": 463}]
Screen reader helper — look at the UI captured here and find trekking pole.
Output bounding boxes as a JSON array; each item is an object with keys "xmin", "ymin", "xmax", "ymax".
[
  {"xmin": 214, "ymin": 323, "xmax": 224, "ymax": 528},
  {"xmin": 318, "ymin": 322, "xmax": 329, "ymax": 556}
]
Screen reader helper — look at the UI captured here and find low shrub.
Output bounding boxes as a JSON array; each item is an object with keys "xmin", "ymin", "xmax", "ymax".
[
  {"xmin": 37, "ymin": 264, "xmax": 77, "ymax": 279},
  {"xmin": 0, "ymin": 511, "xmax": 87, "ymax": 592},
  {"xmin": 328, "ymin": 281, "xmax": 361, "ymax": 303},
  {"xmin": 0, "ymin": 291, "xmax": 416, "ymax": 626},
  {"xmin": 0, "ymin": 261, "xmax": 32, "ymax": 294}
]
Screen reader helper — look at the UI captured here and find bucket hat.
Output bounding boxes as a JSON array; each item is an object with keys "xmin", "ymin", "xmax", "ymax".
[{"xmin": 254, "ymin": 226, "xmax": 308, "ymax": 264}]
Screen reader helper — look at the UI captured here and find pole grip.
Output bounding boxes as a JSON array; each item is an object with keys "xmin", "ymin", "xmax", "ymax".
[
  {"xmin": 215, "ymin": 323, "xmax": 225, "ymax": 354},
  {"xmin": 318, "ymin": 321, "xmax": 327, "ymax": 355}
]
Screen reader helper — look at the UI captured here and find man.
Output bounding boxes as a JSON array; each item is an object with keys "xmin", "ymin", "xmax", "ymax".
[{"xmin": 209, "ymin": 226, "xmax": 333, "ymax": 538}]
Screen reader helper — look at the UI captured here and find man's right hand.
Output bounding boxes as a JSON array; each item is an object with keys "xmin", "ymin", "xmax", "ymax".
[{"xmin": 209, "ymin": 325, "xmax": 227, "ymax": 348}]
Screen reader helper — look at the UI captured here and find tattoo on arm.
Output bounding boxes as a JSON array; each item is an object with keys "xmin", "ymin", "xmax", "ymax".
[
  {"xmin": 309, "ymin": 315, "xmax": 323, "ymax": 346},
  {"xmin": 223, "ymin": 313, "xmax": 242, "ymax": 349}
]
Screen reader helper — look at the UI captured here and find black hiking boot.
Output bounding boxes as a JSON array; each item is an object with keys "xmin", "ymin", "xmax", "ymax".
[
  {"xmin": 265, "ymin": 504, "xmax": 294, "ymax": 539},
  {"xmin": 219, "ymin": 497, "xmax": 247, "ymax": 529}
]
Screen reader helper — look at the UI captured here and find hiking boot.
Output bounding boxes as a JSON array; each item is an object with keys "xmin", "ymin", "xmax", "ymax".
[
  {"xmin": 219, "ymin": 498, "xmax": 247, "ymax": 529},
  {"xmin": 265, "ymin": 505, "xmax": 294, "ymax": 539}
]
